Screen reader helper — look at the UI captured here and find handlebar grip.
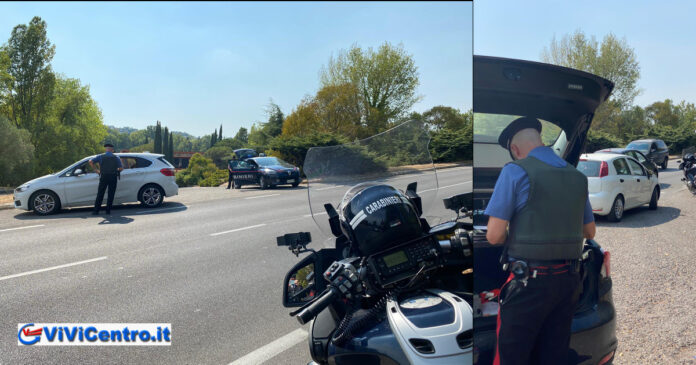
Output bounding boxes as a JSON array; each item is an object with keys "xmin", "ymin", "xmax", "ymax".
[{"xmin": 296, "ymin": 287, "xmax": 338, "ymax": 325}]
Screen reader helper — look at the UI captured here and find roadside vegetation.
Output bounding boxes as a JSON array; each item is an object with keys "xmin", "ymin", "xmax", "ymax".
[
  {"xmin": 0, "ymin": 17, "xmax": 472, "ymax": 189},
  {"xmin": 542, "ymin": 30, "xmax": 696, "ymax": 153}
]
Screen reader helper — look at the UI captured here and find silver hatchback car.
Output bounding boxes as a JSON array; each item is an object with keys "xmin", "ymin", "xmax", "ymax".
[{"xmin": 13, "ymin": 153, "xmax": 179, "ymax": 215}]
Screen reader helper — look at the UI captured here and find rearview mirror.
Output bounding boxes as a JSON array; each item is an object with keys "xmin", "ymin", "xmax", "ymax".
[
  {"xmin": 74, "ymin": 169, "xmax": 84, "ymax": 176},
  {"xmin": 283, "ymin": 255, "xmax": 318, "ymax": 307}
]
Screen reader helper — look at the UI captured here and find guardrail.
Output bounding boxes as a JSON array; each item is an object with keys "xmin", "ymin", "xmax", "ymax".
[{"xmin": 0, "ymin": 187, "xmax": 15, "ymax": 194}]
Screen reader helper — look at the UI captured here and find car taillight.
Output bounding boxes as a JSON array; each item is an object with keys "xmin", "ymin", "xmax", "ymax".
[
  {"xmin": 600, "ymin": 249, "xmax": 611, "ymax": 278},
  {"xmin": 599, "ymin": 161, "xmax": 609, "ymax": 178},
  {"xmin": 160, "ymin": 168, "xmax": 175, "ymax": 176}
]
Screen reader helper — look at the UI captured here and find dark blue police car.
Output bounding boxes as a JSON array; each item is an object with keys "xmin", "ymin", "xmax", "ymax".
[{"xmin": 230, "ymin": 156, "xmax": 302, "ymax": 189}]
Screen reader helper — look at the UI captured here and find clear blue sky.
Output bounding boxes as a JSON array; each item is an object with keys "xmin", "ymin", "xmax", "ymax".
[
  {"xmin": 475, "ymin": 0, "xmax": 695, "ymax": 108},
  {"xmin": 0, "ymin": 2, "xmax": 472, "ymax": 137}
]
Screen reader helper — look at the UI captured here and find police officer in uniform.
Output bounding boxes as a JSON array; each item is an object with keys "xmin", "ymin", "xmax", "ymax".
[
  {"xmin": 89, "ymin": 143, "xmax": 124, "ymax": 215},
  {"xmin": 485, "ymin": 117, "xmax": 596, "ymax": 365},
  {"xmin": 227, "ymin": 155, "xmax": 238, "ymax": 189}
]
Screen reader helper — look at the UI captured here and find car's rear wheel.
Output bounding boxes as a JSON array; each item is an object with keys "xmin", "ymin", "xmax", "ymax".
[
  {"xmin": 139, "ymin": 184, "xmax": 164, "ymax": 208},
  {"xmin": 661, "ymin": 157, "xmax": 668, "ymax": 170},
  {"xmin": 30, "ymin": 190, "xmax": 61, "ymax": 215},
  {"xmin": 649, "ymin": 187, "xmax": 659, "ymax": 210},
  {"xmin": 234, "ymin": 182, "xmax": 242, "ymax": 189},
  {"xmin": 607, "ymin": 195, "xmax": 624, "ymax": 222},
  {"xmin": 292, "ymin": 181, "xmax": 300, "ymax": 187}
]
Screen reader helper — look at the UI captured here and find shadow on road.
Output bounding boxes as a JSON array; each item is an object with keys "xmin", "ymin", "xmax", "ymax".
[
  {"xmin": 98, "ymin": 215, "xmax": 135, "ymax": 225},
  {"xmin": 660, "ymin": 183, "xmax": 672, "ymax": 190},
  {"xmin": 12, "ymin": 202, "xmax": 187, "ymax": 220},
  {"xmin": 596, "ymin": 206, "xmax": 681, "ymax": 228}
]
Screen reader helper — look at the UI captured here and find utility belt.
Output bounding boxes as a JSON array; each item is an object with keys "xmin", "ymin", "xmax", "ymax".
[{"xmin": 498, "ymin": 258, "xmax": 581, "ymax": 306}]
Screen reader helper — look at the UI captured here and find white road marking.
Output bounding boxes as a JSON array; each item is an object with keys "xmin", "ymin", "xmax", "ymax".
[
  {"xmin": 210, "ymin": 224, "xmax": 266, "ymax": 237},
  {"xmin": 228, "ymin": 328, "xmax": 308, "ymax": 365},
  {"xmin": 303, "ymin": 212, "xmax": 328, "ymax": 218},
  {"xmin": 0, "ymin": 224, "xmax": 44, "ymax": 233},
  {"xmin": 244, "ymin": 194, "xmax": 280, "ymax": 200},
  {"xmin": 136, "ymin": 206, "xmax": 187, "ymax": 214},
  {"xmin": 316, "ymin": 185, "xmax": 344, "ymax": 191},
  {"xmin": 0, "ymin": 256, "xmax": 108, "ymax": 282},
  {"xmin": 421, "ymin": 181, "xmax": 472, "ymax": 193}
]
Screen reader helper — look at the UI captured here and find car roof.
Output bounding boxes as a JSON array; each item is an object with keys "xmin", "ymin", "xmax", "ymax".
[
  {"xmin": 595, "ymin": 148, "xmax": 627, "ymax": 153},
  {"xmin": 629, "ymin": 139, "xmax": 659, "ymax": 143},
  {"xmin": 580, "ymin": 153, "xmax": 627, "ymax": 161},
  {"xmin": 115, "ymin": 152, "xmax": 164, "ymax": 159}
]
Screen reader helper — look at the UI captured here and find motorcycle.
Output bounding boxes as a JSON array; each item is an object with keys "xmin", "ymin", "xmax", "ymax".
[
  {"xmin": 678, "ymin": 147, "xmax": 696, "ymax": 195},
  {"xmin": 277, "ymin": 120, "xmax": 474, "ymax": 365}
]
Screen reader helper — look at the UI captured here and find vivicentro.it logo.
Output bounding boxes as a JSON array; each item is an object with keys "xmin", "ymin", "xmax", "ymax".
[{"xmin": 18, "ymin": 323, "xmax": 171, "ymax": 346}]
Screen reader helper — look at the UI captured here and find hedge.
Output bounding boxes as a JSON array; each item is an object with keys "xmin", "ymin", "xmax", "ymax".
[{"xmin": 175, "ymin": 153, "xmax": 227, "ymax": 187}]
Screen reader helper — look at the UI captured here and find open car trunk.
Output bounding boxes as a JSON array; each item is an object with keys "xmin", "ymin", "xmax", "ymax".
[{"xmin": 472, "ymin": 56, "xmax": 616, "ymax": 365}]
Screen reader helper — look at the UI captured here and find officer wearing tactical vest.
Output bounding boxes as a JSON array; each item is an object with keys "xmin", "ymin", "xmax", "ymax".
[
  {"xmin": 89, "ymin": 143, "xmax": 124, "ymax": 215},
  {"xmin": 485, "ymin": 117, "xmax": 596, "ymax": 365}
]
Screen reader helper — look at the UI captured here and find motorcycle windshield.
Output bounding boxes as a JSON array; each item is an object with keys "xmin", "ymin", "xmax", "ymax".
[{"xmin": 304, "ymin": 120, "xmax": 440, "ymax": 239}]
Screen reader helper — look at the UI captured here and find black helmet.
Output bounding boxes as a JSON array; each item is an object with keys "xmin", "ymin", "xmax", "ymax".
[
  {"xmin": 339, "ymin": 183, "xmax": 423, "ymax": 256},
  {"xmin": 686, "ymin": 153, "xmax": 695, "ymax": 162}
]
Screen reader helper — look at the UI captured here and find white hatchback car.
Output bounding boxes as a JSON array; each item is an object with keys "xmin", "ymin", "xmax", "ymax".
[
  {"xmin": 577, "ymin": 153, "xmax": 659, "ymax": 222},
  {"xmin": 13, "ymin": 153, "xmax": 179, "ymax": 215}
]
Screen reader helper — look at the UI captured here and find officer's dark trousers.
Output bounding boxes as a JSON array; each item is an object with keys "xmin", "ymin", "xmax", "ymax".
[
  {"xmin": 227, "ymin": 172, "xmax": 234, "ymax": 188},
  {"xmin": 94, "ymin": 174, "xmax": 118, "ymax": 212},
  {"xmin": 494, "ymin": 270, "xmax": 581, "ymax": 365}
]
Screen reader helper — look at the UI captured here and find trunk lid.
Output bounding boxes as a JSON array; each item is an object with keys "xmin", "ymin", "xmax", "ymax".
[{"xmin": 473, "ymin": 56, "xmax": 613, "ymax": 227}]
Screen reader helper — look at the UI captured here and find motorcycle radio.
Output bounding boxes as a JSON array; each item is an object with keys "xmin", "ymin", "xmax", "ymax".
[{"xmin": 367, "ymin": 235, "xmax": 441, "ymax": 287}]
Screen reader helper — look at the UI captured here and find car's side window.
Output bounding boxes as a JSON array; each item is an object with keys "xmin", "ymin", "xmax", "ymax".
[
  {"xmin": 629, "ymin": 151, "xmax": 646, "ymax": 164},
  {"xmin": 235, "ymin": 161, "xmax": 252, "ymax": 170},
  {"xmin": 133, "ymin": 157, "xmax": 152, "ymax": 168},
  {"xmin": 613, "ymin": 158, "xmax": 631, "ymax": 176},
  {"xmin": 627, "ymin": 158, "xmax": 646, "ymax": 176},
  {"xmin": 120, "ymin": 157, "xmax": 137, "ymax": 169}
]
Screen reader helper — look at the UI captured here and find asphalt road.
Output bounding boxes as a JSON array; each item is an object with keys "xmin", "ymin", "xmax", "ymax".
[
  {"xmin": 593, "ymin": 159, "xmax": 696, "ymax": 364},
  {"xmin": 0, "ymin": 166, "xmax": 471, "ymax": 364}
]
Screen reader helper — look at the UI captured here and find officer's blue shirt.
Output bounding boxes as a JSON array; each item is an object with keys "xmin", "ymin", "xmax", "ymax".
[
  {"xmin": 90, "ymin": 151, "xmax": 123, "ymax": 168},
  {"xmin": 484, "ymin": 146, "xmax": 594, "ymax": 224}
]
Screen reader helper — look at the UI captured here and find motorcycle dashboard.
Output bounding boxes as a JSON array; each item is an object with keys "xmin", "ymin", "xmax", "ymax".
[{"xmin": 366, "ymin": 235, "xmax": 441, "ymax": 287}]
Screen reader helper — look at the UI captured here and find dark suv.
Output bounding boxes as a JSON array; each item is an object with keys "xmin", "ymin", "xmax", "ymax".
[
  {"xmin": 626, "ymin": 139, "xmax": 669, "ymax": 169},
  {"xmin": 473, "ymin": 56, "xmax": 617, "ymax": 365}
]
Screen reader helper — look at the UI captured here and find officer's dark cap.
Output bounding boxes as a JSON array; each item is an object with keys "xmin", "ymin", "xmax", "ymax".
[
  {"xmin": 104, "ymin": 143, "xmax": 114, "ymax": 148},
  {"xmin": 498, "ymin": 117, "xmax": 542, "ymax": 150}
]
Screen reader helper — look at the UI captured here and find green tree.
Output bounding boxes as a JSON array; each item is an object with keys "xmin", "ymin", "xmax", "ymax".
[
  {"xmin": 234, "ymin": 127, "xmax": 248, "ymax": 144},
  {"xmin": 154, "ymin": 121, "xmax": 162, "ymax": 153},
  {"xmin": 163, "ymin": 126, "xmax": 169, "ymax": 157},
  {"xmin": 422, "ymin": 106, "xmax": 472, "ymax": 131},
  {"xmin": 211, "ymin": 129, "xmax": 219, "ymax": 147},
  {"xmin": 1, "ymin": 16, "xmax": 56, "ymax": 136},
  {"xmin": 219, "ymin": 124, "xmax": 223, "ymax": 140},
  {"xmin": 541, "ymin": 31, "xmax": 641, "ymax": 110},
  {"xmin": 646, "ymin": 99, "xmax": 681, "ymax": 128},
  {"xmin": 320, "ymin": 42, "xmax": 420, "ymax": 135},
  {"xmin": 0, "ymin": 115, "xmax": 34, "ymax": 185},
  {"xmin": 34, "ymin": 76, "xmax": 106, "ymax": 174},
  {"xmin": 168, "ymin": 133, "xmax": 174, "ymax": 161},
  {"xmin": 248, "ymin": 123, "xmax": 267, "ymax": 147}
]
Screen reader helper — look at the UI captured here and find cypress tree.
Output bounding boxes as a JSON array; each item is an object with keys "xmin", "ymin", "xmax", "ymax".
[
  {"xmin": 163, "ymin": 127, "xmax": 169, "ymax": 157},
  {"xmin": 154, "ymin": 121, "xmax": 162, "ymax": 153},
  {"xmin": 168, "ymin": 133, "xmax": 174, "ymax": 161},
  {"xmin": 219, "ymin": 124, "xmax": 223, "ymax": 140}
]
